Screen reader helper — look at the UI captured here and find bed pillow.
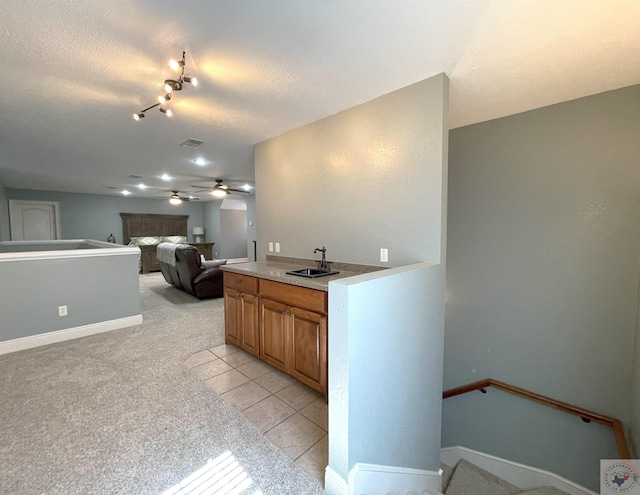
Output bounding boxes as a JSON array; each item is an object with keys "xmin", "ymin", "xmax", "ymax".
[
  {"xmin": 161, "ymin": 235, "xmax": 187, "ymax": 244},
  {"xmin": 128, "ymin": 236, "xmax": 162, "ymax": 246}
]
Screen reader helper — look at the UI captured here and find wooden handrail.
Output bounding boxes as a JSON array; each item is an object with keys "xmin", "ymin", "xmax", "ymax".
[{"xmin": 443, "ymin": 378, "xmax": 630, "ymax": 459}]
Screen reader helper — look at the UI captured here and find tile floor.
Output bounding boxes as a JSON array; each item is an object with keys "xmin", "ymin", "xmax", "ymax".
[{"xmin": 184, "ymin": 343, "xmax": 328, "ymax": 487}]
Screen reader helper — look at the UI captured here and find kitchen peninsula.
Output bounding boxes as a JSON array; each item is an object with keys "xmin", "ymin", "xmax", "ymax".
[{"xmin": 220, "ymin": 260, "xmax": 374, "ymax": 395}]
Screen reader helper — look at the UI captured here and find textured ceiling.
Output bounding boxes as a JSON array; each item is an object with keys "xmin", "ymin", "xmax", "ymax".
[{"xmin": 0, "ymin": 0, "xmax": 638, "ymax": 199}]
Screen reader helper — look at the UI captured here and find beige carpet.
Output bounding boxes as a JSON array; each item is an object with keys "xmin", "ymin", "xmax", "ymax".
[{"xmin": 0, "ymin": 273, "xmax": 325, "ymax": 495}]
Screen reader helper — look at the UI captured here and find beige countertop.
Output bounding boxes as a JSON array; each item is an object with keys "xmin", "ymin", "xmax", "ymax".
[{"xmin": 220, "ymin": 261, "xmax": 362, "ymax": 291}]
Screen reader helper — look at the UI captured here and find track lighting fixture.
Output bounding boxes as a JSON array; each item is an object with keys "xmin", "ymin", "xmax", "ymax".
[{"xmin": 133, "ymin": 51, "xmax": 197, "ymax": 122}]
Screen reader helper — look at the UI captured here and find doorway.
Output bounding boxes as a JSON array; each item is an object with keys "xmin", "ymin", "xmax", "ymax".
[{"xmin": 9, "ymin": 200, "xmax": 61, "ymax": 240}]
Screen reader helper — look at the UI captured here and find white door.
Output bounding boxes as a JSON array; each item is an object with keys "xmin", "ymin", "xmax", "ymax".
[{"xmin": 9, "ymin": 200, "xmax": 61, "ymax": 240}]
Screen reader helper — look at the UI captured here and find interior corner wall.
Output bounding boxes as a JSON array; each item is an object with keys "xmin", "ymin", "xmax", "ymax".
[
  {"xmin": 445, "ymin": 85, "xmax": 640, "ymax": 463},
  {"xmin": 0, "ymin": 180, "xmax": 9, "ymax": 241},
  {"xmin": 203, "ymin": 200, "xmax": 222, "ymax": 257},
  {"xmin": 255, "ymin": 73, "xmax": 448, "ymax": 267},
  {"xmin": 633, "ymin": 283, "xmax": 640, "ymax": 456},
  {"xmin": 4, "ymin": 189, "xmax": 205, "ymax": 244},
  {"xmin": 245, "ymin": 195, "xmax": 257, "ymax": 261},
  {"xmin": 219, "ymin": 209, "xmax": 248, "ymax": 259}
]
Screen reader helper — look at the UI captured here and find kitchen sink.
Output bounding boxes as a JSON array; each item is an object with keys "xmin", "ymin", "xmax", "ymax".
[{"xmin": 286, "ymin": 268, "xmax": 339, "ymax": 278}]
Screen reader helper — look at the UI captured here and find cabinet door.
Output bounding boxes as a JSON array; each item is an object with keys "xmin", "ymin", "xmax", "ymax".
[
  {"xmin": 240, "ymin": 292, "xmax": 259, "ymax": 356},
  {"xmin": 224, "ymin": 288, "xmax": 241, "ymax": 346},
  {"xmin": 260, "ymin": 298, "xmax": 288, "ymax": 372},
  {"xmin": 289, "ymin": 307, "xmax": 327, "ymax": 393}
]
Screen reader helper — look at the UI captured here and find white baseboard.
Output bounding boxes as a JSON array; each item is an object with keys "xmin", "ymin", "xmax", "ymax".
[
  {"xmin": 0, "ymin": 315, "xmax": 143, "ymax": 355},
  {"xmin": 325, "ymin": 466, "xmax": 348, "ymax": 495},
  {"xmin": 348, "ymin": 462, "xmax": 442, "ymax": 495}
]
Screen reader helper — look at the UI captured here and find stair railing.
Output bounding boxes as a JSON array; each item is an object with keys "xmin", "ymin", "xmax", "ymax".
[{"xmin": 443, "ymin": 378, "xmax": 630, "ymax": 459}]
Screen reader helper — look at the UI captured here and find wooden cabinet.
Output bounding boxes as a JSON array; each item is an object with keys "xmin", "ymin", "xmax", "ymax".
[
  {"xmin": 223, "ymin": 272, "xmax": 328, "ymax": 395},
  {"xmin": 224, "ymin": 273, "xmax": 259, "ymax": 356},
  {"xmin": 190, "ymin": 242, "xmax": 215, "ymax": 260},
  {"xmin": 259, "ymin": 279, "xmax": 327, "ymax": 394}
]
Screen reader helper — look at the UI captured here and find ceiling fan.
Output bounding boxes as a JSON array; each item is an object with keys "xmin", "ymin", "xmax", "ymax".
[
  {"xmin": 167, "ymin": 191, "xmax": 200, "ymax": 204},
  {"xmin": 191, "ymin": 179, "xmax": 251, "ymax": 198}
]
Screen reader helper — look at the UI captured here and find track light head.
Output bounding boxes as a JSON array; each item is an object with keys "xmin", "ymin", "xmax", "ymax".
[
  {"xmin": 159, "ymin": 108, "xmax": 173, "ymax": 117},
  {"xmin": 169, "ymin": 58, "xmax": 185, "ymax": 71},
  {"xmin": 158, "ymin": 93, "xmax": 171, "ymax": 104},
  {"xmin": 133, "ymin": 112, "xmax": 145, "ymax": 121},
  {"xmin": 164, "ymin": 79, "xmax": 183, "ymax": 93},
  {"xmin": 183, "ymin": 76, "xmax": 198, "ymax": 87}
]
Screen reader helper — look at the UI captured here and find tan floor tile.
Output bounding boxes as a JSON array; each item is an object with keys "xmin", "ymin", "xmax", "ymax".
[
  {"xmin": 295, "ymin": 435, "xmax": 328, "ymax": 486},
  {"xmin": 241, "ymin": 396, "xmax": 295, "ymax": 433},
  {"xmin": 299, "ymin": 398, "xmax": 328, "ymax": 431},
  {"xmin": 183, "ymin": 350, "xmax": 217, "ymax": 369},
  {"xmin": 236, "ymin": 359, "xmax": 273, "ymax": 379},
  {"xmin": 203, "ymin": 369, "xmax": 250, "ymax": 395},
  {"xmin": 221, "ymin": 350, "xmax": 257, "ymax": 368},
  {"xmin": 209, "ymin": 343, "xmax": 241, "ymax": 357},
  {"xmin": 264, "ymin": 413, "xmax": 325, "ymax": 460},
  {"xmin": 191, "ymin": 358, "xmax": 233, "ymax": 381},
  {"xmin": 275, "ymin": 382, "xmax": 323, "ymax": 410},
  {"xmin": 253, "ymin": 369, "xmax": 297, "ymax": 393},
  {"xmin": 220, "ymin": 381, "xmax": 270, "ymax": 411}
]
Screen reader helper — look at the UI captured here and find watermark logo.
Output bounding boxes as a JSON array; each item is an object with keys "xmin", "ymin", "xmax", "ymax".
[{"xmin": 601, "ymin": 460, "xmax": 640, "ymax": 494}]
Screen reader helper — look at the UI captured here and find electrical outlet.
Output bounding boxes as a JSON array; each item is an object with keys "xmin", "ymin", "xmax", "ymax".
[
  {"xmin": 268, "ymin": 242, "xmax": 273, "ymax": 252},
  {"xmin": 58, "ymin": 305, "xmax": 68, "ymax": 317},
  {"xmin": 380, "ymin": 248, "xmax": 389, "ymax": 263},
  {"xmin": 275, "ymin": 242, "xmax": 280, "ymax": 253}
]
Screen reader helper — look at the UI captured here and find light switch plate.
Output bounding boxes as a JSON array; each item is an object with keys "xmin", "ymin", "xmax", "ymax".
[
  {"xmin": 380, "ymin": 248, "xmax": 388, "ymax": 263},
  {"xmin": 275, "ymin": 242, "xmax": 280, "ymax": 253},
  {"xmin": 268, "ymin": 242, "xmax": 273, "ymax": 252}
]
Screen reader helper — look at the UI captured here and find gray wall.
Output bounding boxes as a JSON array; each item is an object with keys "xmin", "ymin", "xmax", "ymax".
[
  {"xmin": 0, "ymin": 180, "xmax": 9, "ymax": 241},
  {"xmin": 255, "ymin": 74, "xmax": 449, "ymax": 267},
  {"xmin": 0, "ymin": 248, "xmax": 140, "ymax": 341},
  {"xmin": 329, "ymin": 263, "xmax": 445, "ymax": 480},
  {"xmin": 5, "ymin": 189, "xmax": 205, "ymax": 244},
  {"xmin": 220, "ymin": 209, "xmax": 248, "ymax": 259},
  {"xmin": 444, "ymin": 84, "xmax": 640, "ymax": 487},
  {"xmin": 203, "ymin": 200, "xmax": 222, "ymax": 255},
  {"xmin": 634, "ymin": 285, "xmax": 640, "ymax": 455},
  {"xmin": 245, "ymin": 195, "xmax": 257, "ymax": 261}
]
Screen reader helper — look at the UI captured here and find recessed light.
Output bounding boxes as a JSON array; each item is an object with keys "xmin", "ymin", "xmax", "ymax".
[
  {"xmin": 137, "ymin": 183, "xmax": 147, "ymax": 190},
  {"xmin": 122, "ymin": 190, "xmax": 131, "ymax": 196},
  {"xmin": 242, "ymin": 184, "xmax": 253, "ymax": 191},
  {"xmin": 193, "ymin": 157, "xmax": 207, "ymax": 166},
  {"xmin": 161, "ymin": 174, "xmax": 172, "ymax": 181}
]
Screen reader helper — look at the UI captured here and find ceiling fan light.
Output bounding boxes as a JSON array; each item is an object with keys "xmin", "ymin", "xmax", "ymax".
[
  {"xmin": 169, "ymin": 193, "xmax": 182, "ymax": 204},
  {"xmin": 211, "ymin": 189, "xmax": 227, "ymax": 198}
]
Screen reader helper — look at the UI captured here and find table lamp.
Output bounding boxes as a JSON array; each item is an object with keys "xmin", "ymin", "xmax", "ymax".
[{"xmin": 192, "ymin": 227, "xmax": 204, "ymax": 243}]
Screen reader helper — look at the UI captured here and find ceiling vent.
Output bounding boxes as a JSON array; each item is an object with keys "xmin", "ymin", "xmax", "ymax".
[
  {"xmin": 128, "ymin": 174, "xmax": 143, "ymax": 179},
  {"xmin": 180, "ymin": 138, "xmax": 205, "ymax": 149}
]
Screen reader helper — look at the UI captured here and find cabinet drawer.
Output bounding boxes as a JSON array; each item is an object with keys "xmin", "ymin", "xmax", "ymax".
[
  {"xmin": 260, "ymin": 279, "xmax": 327, "ymax": 314},
  {"xmin": 224, "ymin": 272, "xmax": 258, "ymax": 293}
]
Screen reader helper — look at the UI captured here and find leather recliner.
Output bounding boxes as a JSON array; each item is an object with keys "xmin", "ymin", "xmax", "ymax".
[{"xmin": 159, "ymin": 244, "xmax": 224, "ymax": 299}]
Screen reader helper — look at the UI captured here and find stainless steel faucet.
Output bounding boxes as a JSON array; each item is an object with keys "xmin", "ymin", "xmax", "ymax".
[{"xmin": 314, "ymin": 247, "xmax": 330, "ymax": 271}]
